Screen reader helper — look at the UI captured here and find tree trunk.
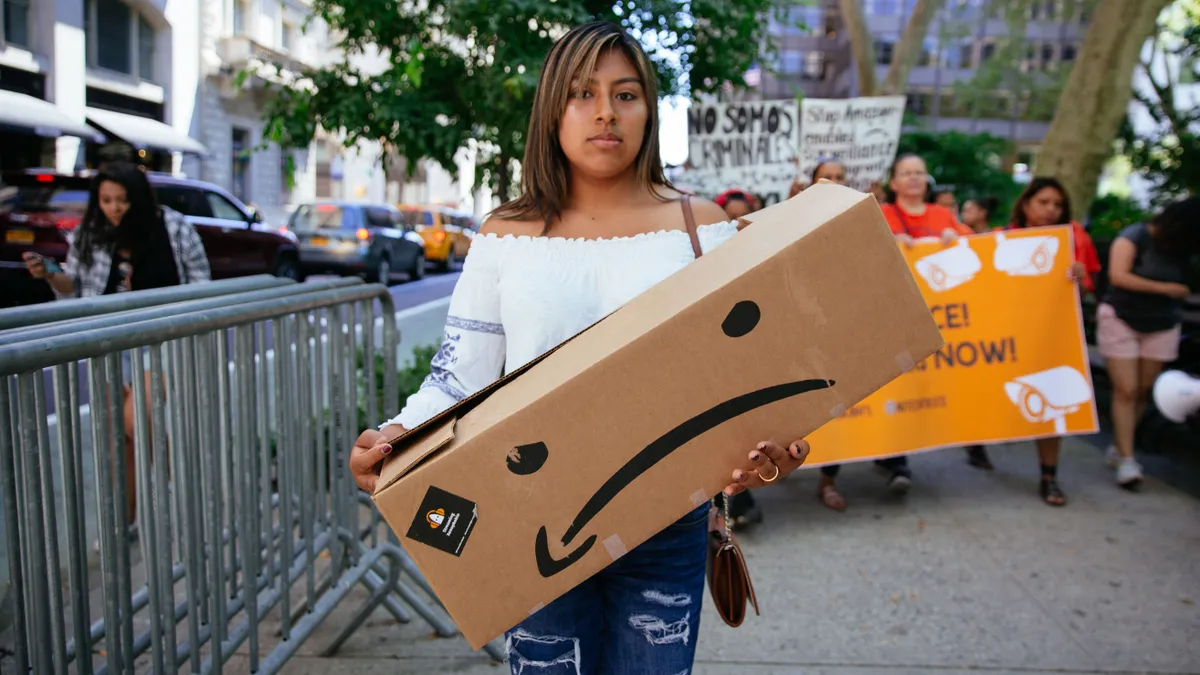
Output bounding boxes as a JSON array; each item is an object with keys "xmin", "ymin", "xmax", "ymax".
[
  {"xmin": 882, "ymin": 0, "xmax": 946, "ymax": 96},
  {"xmin": 838, "ymin": 0, "xmax": 878, "ymax": 95},
  {"xmin": 1034, "ymin": 0, "xmax": 1170, "ymax": 217}
]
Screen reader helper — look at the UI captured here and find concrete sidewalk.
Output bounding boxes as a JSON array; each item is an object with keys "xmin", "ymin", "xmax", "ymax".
[{"xmin": 231, "ymin": 436, "xmax": 1200, "ymax": 674}]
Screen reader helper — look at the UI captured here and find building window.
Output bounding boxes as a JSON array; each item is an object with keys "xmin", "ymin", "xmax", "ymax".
[
  {"xmin": 1041, "ymin": 44, "xmax": 1054, "ymax": 68},
  {"xmin": 233, "ymin": 0, "xmax": 248, "ymax": 36},
  {"xmin": 779, "ymin": 50, "xmax": 802, "ymax": 75},
  {"xmin": 1061, "ymin": 44, "xmax": 1077, "ymax": 62},
  {"xmin": 2, "ymin": 0, "xmax": 31, "ymax": 48},
  {"xmin": 232, "ymin": 128, "xmax": 251, "ymax": 202},
  {"xmin": 875, "ymin": 41, "xmax": 895, "ymax": 65},
  {"xmin": 86, "ymin": 0, "xmax": 157, "ymax": 82},
  {"xmin": 280, "ymin": 153, "xmax": 294, "ymax": 204},
  {"xmin": 980, "ymin": 43, "xmax": 996, "ymax": 62},
  {"xmin": 281, "ymin": 20, "xmax": 295, "ymax": 51},
  {"xmin": 96, "ymin": 0, "xmax": 133, "ymax": 74},
  {"xmin": 957, "ymin": 43, "xmax": 974, "ymax": 68},
  {"xmin": 803, "ymin": 51, "xmax": 826, "ymax": 80},
  {"xmin": 138, "ymin": 16, "xmax": 155, "ymax": 81},
  {"xmin": 868, "ymin": 0, "xmax": 900, "ymax": 15}
]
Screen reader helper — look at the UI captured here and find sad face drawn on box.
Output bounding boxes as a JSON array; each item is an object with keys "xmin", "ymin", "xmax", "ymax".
[{"xmin": 511, "ymin": 300, "xmax": 836, "ymax": 578}]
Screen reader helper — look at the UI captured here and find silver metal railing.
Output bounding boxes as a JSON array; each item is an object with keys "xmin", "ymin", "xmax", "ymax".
[
  {"xmin": 0, "ymin": 279, "xmax": 494, "ymax": 673},
  {"xmin": 0, "ymin": 275, "xmax": 290, "ymax": 333}
]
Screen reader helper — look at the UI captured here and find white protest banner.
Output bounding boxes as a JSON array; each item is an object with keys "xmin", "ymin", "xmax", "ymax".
[
  {"xmin": 680, "ymin": 100, "xmax": 799, "ymax": 206},
  {"xmin": 798, "ymin": 96, "xmax": 906, "ymax": 192}
]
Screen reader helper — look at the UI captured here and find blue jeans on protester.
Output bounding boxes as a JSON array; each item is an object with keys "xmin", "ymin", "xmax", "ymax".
[{"xmin": 505, "ymin": 503, "xmax": 709, "ymax": 674}]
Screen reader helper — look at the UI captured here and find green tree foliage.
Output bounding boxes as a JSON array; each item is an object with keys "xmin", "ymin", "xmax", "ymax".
[
  {"xmin": 952, "ymin": 0, "xmax": 1085, "ymax": 133},
  {"xmin": 259, "ymin": 0, "xmax": 790, "ymax": 201},
  {"xmin": 1115, "ymin": 0, "xmax": 1200, "ymax": 206},
  {"xmin": 897, "ymin": 130, "xmax": 1020, "ymax": 226}
]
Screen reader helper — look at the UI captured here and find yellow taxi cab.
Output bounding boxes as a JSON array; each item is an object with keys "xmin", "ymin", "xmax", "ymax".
[{"xmin": 398, "ymin": 204, "xmax": 478, "ymax": 271}]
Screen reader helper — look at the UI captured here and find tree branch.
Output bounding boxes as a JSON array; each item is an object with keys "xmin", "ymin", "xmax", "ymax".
[
  {"xmin": 839, "ymin": 0, "xmax": 878, "ymax": 95},
  {"xmin": 882, "ymin": 0, "xmax": 946, "ymax": 95}
]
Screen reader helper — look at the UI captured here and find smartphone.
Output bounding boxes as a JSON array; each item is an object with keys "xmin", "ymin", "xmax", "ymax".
[{"xmin": 29, "ymin": 253, "xmax": 63, "ymax": 276}]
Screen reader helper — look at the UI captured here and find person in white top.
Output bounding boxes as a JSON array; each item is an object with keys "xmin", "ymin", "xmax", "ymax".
[{"xmin": 349, "ymin": 21, "xmax": 812, "ymax": 674}]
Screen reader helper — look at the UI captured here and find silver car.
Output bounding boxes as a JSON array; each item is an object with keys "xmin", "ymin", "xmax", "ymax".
[{"xmin": 291, "ymin": 201, "xmax": 427, "ymax": 283}]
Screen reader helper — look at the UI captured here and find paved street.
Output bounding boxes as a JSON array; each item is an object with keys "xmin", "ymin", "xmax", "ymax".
[{"xmin": 218, "ymin": 436, "xmax": 1200, "ymax": 675}]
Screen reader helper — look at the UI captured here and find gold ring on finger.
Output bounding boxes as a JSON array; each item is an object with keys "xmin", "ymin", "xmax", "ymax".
[{"xmin": 758, "ymin": 462, "xmax": 780, "ymax": 483}]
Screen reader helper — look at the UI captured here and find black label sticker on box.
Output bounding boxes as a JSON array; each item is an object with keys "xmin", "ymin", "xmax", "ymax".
[{"xmin": 405, "ymin": 485, "xmax": 478, "ymax": 557}]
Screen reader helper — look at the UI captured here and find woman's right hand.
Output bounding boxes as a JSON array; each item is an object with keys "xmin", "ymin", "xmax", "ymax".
[
  {"xmin": 22, "ymin": 252, "xmax": 48, "ymax": 279},
  {"xmin": 1163, "ymin": 282, "xmax": 1192, "ymax": 300},
  {"xmin": 894, "ymin": 233, "xmax": 916, "ymax": 249},
  {"xmin": 350, "ymin": 428, "xmax": 394, "ymax": 493}
]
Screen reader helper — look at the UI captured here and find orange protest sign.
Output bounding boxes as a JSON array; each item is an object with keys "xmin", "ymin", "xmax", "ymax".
[{"xmin": 805, "ymin": 226, "xmax": 1099, "ymax": 466}]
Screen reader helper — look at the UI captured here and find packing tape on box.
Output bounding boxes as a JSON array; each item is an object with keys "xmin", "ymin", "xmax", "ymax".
[
  {"xmin": 829, "ymin": 402, "xmax": 847, "ymax": 418},
  {"xmin": 690, "ymin": 489, "xmax": 708, "ymax": 507},
  {"xmin": 603, "ymin": 534, "xmax": 627, "ymax": 561},
  {"xmin": 528, "ymin": 603, "xmax": 545, "ymax": 616},
  {"xmin": 895, "ymin": 350, "xmax": 916, "ymax": 372}
]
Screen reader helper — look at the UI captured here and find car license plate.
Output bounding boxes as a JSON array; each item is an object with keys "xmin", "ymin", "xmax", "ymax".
[
  {"xmin": 5, "ymin": 230, "xmax": 34, "ymax": 245},
  {"xmin": 310, "ymin": 236, "xmax": 329, "ymax": 246}
]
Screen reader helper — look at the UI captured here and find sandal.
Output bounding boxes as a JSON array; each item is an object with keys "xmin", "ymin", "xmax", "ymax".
[
  {"xmin": 817, "ymin": 483, "xmax": 846, "ymax": 511},
  {"xmin": 1040, "ymin": 477, "xmax": 1067, "ymax": 507},
  {"xmin": 966, "ymin": 446, "xmax": 993, "ymax": 470}
]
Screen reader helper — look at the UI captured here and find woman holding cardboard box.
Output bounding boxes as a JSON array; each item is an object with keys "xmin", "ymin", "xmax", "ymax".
[{"xmin": 349, "ymin": 21, "xmax": 812, "ymax": 674}]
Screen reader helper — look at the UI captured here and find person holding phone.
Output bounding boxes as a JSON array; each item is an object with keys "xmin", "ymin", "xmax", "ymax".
[{"xmin": 24, "ymin": 161, "xmax": 210, "ymax": 525}]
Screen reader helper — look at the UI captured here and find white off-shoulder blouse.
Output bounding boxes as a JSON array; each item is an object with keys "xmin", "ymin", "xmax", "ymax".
[{"xmin": 382, "ymin": 221, "xmax": 741, "ymax": 430}]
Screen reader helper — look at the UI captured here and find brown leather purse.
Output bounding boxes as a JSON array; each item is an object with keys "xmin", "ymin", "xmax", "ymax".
[
  {"xmin": 707, "ymin": 498, "xmax": 760, "ymax": 627},
  {"xmin": 679, "ymin": 195, "xmax": 760, "ymax": 628}
]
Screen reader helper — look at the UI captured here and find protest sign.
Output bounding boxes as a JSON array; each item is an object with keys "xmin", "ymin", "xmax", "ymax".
[
  {"xmin": 798, "ymin": 96, "xmax": 906, "ymax": 192},
  {"xmin": 680, "ymin": 99, "xmax": 799, "ymax": 206},
  {"xmin": 805, "ymin": 226, "xmax": 1099, "ymax": 465}
]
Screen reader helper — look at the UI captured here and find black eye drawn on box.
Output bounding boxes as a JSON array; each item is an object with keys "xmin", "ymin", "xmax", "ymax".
[
  {"xmin": 722, "ymin": 300, "xmax": 761, "ymax": 337},
  {"xmin": 507, "ymin": 441, "xmax": 549, "ymax": 476}
]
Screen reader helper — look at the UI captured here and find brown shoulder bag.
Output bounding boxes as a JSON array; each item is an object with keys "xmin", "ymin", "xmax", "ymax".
[{"xmin": 680, "ymin": 195, "xmax": 760, "ymax": 628}]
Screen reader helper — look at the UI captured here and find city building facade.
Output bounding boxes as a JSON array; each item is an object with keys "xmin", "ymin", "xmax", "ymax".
[
  {"xmin": 758, "ymin": 0, "xmax": 1090, "ymax": 158},
  {"xmin": 0, "ymin": 0, "xmax": 486, "ymax": 225}
]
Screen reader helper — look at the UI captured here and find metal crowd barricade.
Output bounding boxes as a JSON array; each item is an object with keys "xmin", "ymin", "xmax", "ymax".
[
  {"xmin": 0, "ymin": 275, "xmax": 290, "ymax": 333},
  {"xmin": 0, "ymin": 279, "xmax": 492, "ymax": 674},
  {"xmin": 0, "ymin": 278, "xmax": 362, "ymax": 348}
]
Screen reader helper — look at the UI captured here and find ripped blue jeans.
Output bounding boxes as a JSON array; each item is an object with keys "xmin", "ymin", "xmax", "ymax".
[{"xmin": 505, "ymin": 504, "xmax": 709, "ymax": 675}]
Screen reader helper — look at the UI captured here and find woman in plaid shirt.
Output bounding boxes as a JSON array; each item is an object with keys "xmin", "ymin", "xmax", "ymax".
[
  {"xmin": 24, "ymin": 161, "xmax": 210, "ymax": 296},
  {"xmin": 24, "ymin": 161, "xmax": 210, "ymax": 525}
]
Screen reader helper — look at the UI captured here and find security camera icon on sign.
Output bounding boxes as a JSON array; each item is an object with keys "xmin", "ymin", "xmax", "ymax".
[
  {"xmin": 913, "ymin": 239, "xmax": 982, "ymax": 292},
  {"xmin": 993, "ymin": 233, "xmax": 1059, "ymax": 277},
  {"xmin": 1004, "ymin": 366, "xmax": 1091, "ymax": 434}
]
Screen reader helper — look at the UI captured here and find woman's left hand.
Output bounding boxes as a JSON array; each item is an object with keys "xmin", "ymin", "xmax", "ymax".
[
  {"xmin": 941, "ymin": 228, "xmax": 959, "ymax": 246},
  {"xmin": 1067, "ymin": 261, "xmax": 1086, "ymax": 284},
  {"xmin": 724, "ymin": 439, "xmax": 811, "ymax": 496}
]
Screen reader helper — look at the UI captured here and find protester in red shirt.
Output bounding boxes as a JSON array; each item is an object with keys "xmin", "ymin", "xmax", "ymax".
[
  {"xmin": 1006, "ymin": 177, "xmax": 1102, "ymax": 294},
  {"xmin": 880, "ymin": 154, "xmax": 971, "ymax": 246},
  {"xmin": 1005, "ymin": 177, "xmax": 1101, "ymax": 507}
]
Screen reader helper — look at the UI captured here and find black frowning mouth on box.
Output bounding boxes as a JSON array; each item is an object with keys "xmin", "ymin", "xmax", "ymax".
[{"xmin": 533, "ymin": 376, "xmax": 835, "ymax": 578}]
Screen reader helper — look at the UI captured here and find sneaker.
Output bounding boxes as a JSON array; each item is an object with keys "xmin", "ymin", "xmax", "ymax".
[
  {"xmin": 887, "ymin": 471, "xmax": 912, "ymax": 495},
  {"xmin": 1116, "ymin": 457, "xmax": 1143, "ymax": 490},
  {"xmin": 1105, "ymin": 444, "xmax": 1121, "ymax": 468}
]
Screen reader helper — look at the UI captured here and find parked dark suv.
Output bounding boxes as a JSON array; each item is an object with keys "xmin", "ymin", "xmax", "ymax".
[
  {"xmin": 290, "ymin": 201, "xmax": 427, "ymax": 283},
  {"xmin": 0, "ymin": 170, "xmax": 300, "ymax": 308}
]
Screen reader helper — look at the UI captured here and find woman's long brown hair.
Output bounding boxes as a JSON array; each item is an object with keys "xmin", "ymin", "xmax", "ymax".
[{"xmin": 490, "ymin": 21, "xmax": 674, "ymax": 231}]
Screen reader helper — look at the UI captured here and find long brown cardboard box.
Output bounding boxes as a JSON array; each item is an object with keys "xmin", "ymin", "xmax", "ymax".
[{"xmin": 372, "ymin": 183, "xmax": 945, "ymax": 649}]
